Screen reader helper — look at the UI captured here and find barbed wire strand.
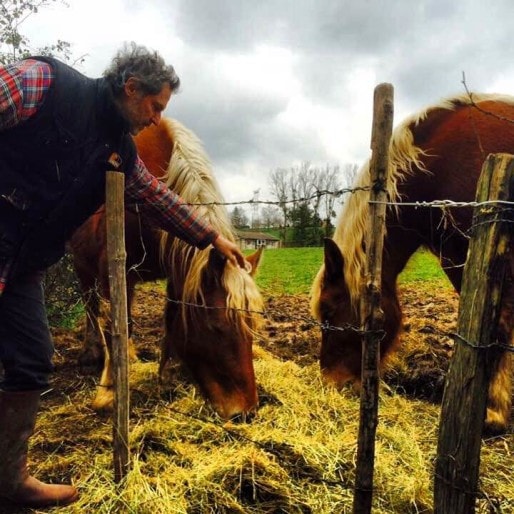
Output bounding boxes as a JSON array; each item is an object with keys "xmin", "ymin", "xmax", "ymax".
[
  {"xmin": 85, "ymin": 188, "xmax": 514, "ymax": 354},
  {"xmin": 160, "ymin": 297, "xmax": 512, "ymax": 352},
  {"xmin": 126, "ymin": 187, "xmax": 514, "ymax": 209}
]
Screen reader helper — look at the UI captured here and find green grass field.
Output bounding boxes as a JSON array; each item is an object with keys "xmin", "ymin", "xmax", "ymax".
[{"xmin": 251, "ymin": 246, "xmax": 452, "ymax": 296}]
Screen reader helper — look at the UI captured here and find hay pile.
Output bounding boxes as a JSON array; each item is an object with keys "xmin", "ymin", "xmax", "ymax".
[{"xmin": 8, "ymin": 284, "xmax": 513, "ymax": 514}]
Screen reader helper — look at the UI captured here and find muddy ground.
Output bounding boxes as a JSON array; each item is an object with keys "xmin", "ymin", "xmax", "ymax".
[{"xmin": 50, "ymin": 282, "xmax": 459, "ymax": 406}]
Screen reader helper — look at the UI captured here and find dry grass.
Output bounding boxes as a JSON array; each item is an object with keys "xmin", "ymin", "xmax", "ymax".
[
  {"xmin": 6, "ymin": 283, "xmax": 512, "ymax": 514},
  {"xmin": 13, "ymin": 350, "xmax": 512, "ymax": 514}
]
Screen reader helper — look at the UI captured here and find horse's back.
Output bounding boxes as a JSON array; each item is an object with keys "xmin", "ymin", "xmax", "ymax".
[{"xmin": 407, "ymin": 96, "xmax": 514, "ymax": 202}]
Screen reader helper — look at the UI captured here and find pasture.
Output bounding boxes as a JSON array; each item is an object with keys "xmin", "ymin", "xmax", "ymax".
[{"xmin": 13, "ymin": 248, "xmax": 513, "ymax": 513}]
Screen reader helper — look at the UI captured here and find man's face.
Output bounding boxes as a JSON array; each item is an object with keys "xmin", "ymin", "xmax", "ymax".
[{"xmin": 119, "ymin": 78, "xmax": 172, "ymax": 135}]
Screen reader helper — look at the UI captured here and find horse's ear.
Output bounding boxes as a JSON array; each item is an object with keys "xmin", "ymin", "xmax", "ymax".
[
  {"xmin": 208, "ymin": 248, "xmax": 227, "ymax": 275},
  {"xmin": 245, "ymin": 247, "xmax": 263, "ymax": 277},
  {"xmin": 323, "ymin": 238, "xmax": 344, "ymax": 283}
]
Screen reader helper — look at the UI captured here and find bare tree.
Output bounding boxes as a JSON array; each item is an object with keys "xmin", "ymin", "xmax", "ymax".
[
  {"xmin": 268, "ymin": 167, "xmax": 290, "ymax": 241},
  {"xmin": 260, "ymin": 205, "xmax": 282, "ymax": 228},
  {"xmin": 296, "ymin": 161, "xmax": 317, "ymax": 203},
  {"xmin": 320, "ymin": 164, "xmax": 344, "ymax": 235},
  {"xmin": 310, "ymin": 165, "xmax": 325, "ymax": 221},
  {"xmin": 337, "ymin": 163, "xmax": 359, "ymax": 210},
  {"xmin": 269, "ymin": 161, "xmax": 358, "ymax": 244}
]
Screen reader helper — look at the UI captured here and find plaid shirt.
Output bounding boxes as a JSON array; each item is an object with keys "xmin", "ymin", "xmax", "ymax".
[{"xmin": 0, "ymin": 59, "xmax": 218, "ymax": 294}]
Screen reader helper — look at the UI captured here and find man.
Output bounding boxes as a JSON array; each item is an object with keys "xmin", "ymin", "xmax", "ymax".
[{"xmin": 0, "ymin": 42, "xmax": 247, "ymax": 507}]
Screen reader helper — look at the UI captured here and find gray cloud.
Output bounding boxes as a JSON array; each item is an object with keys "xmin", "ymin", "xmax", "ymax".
[
  {"xmin": 155, "ymin": 0, "xmax": 514, "ymax": 194},
  {"xmin": 25, "ymin": 0, "xmax": 514, "ymax": 198}
]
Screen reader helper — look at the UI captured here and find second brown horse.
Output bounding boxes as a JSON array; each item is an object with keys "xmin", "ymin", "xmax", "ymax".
[{"xmin": 311, "ymin": 93, "xmax": 514, "ymax": 434}]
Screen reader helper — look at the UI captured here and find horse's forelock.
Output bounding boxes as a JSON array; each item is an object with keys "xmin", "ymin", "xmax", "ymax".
[
  {"xmin": 178, "ymin": 252, "xmax": 263, "ymax": 338},
  {"xmin": 223, "ymin": 266, "xmax": 264, "ymax": 337}
]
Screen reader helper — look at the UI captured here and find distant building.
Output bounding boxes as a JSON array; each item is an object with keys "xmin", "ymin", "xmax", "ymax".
[{"xmin": 235, "ymin": 230, "xmax": 281, "ymax": 250}]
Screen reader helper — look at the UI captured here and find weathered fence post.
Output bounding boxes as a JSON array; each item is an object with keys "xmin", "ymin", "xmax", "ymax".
[
  {"xmin": 352, "ymin": 83, "xmax": 394, "ymax": 514},
  {"xmin": 105, "ymin": 171, "xmax": 130, "ymax": 483},
  {"xmin": 434, "ymin": 153, "xmax": 514, "ymax": 513}
]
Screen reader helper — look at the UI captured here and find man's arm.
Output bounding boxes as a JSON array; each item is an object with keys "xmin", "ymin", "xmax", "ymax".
[
  {"xmin": 125, "ymin": 157, "xmax": 218, "ymax": 248},
  {"xmin": 125, "ymin": 157, "xmax": 247, "ymax": 267}
]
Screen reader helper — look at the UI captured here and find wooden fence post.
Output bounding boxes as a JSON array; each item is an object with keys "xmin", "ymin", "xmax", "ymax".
[
  {"xmin": 352, "ymin": 83, "xmax": 394, "ymax": 514},
  {"xmin": 434, "ymin": 153, "xmax": 514, "ymax": 513},
  {"xmin": 105, "ymin": 171, "xmax": 130, "ymax": 483}
]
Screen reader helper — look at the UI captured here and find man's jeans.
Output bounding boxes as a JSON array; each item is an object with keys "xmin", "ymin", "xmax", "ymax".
[{"xmin": 0, "ymin": 270, "xmax": 53, "ymax": 391}]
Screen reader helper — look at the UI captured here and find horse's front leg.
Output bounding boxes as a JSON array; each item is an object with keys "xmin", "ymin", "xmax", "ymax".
[
  {"xmin": 485, "ymin": 351, "xmax": 512, "ymax": 434},
  {"xmin": 90, "ymin": 281, "xmax": 141, "ymax": 412},
  {"xmin": 78, "ymin": 286, "xmax": 106, "ymax": 370},
  {"xmin": 485, "ymin": 265, "xmax": 514, "ymax": 434},
  {"xmin": 91, "ymin": 317, "xmax": 115, "ymax": 412}
]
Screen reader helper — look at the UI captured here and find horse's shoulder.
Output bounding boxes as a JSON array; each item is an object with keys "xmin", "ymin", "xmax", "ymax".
[{"xmin": 134, "ymin": 121, "xmax": 175, "ymax": 177}]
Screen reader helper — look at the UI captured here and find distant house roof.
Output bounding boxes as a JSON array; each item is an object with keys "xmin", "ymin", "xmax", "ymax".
[{"xmin": 236, "ymin": 230, "xmax": 281, "ymax": 241}]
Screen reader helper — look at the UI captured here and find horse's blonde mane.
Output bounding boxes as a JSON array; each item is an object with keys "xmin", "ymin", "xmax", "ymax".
[
  {"xmin": 158, "ymin": 118, "xmax": 263, "ymax": 333},
  {"xmin": 311, "ymin": 92, "xmax": 514, "ymax": 319}
]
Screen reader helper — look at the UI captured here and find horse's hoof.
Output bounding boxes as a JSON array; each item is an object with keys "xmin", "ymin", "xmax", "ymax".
[
  {"xmin": 127, "ymin": 338, "xmax": 139, "ymax": 362},
  {"xmin": 484, "ymin": 409, "xmax": 508, "ymax": 436},
  {"xmin": 92, "ymin": 388, "xmax": 114, "ymax": 413}
]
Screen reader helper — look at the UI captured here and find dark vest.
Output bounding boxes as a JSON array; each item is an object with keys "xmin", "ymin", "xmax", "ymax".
[{"xmin": 0, "ymin": 56, "xmax": 137, "ymax": 274}]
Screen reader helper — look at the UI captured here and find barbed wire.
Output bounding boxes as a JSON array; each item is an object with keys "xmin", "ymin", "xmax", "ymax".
[
  {"xmin": 451, "ymin": 332, "xmax": 514, "ymax": 353},
  {"xmin": 128, "ymin": 185, "xmax": 371, "ymax": 209},
  {"xmin": 163, "ymin": 296, "xmax": 384, "ymax": 338},
  {"xmin": 127, "ymin": 185, "xmax": 514, "ymax": 210},
  {"xmin": 369, "ymin": 199, "xmax": 514, "ymax": 209},
  {"xmin": 462, "ymin": 73, "xmax": 514, "ymax": 127},
  {"xmin": 142, "ymin": 295, "xmax": 512, "ymax": 352}
]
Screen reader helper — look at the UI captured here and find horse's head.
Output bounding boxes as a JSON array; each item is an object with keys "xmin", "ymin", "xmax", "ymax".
[
  {"xmin": 312, "ymin": 237, "xmax": 403, "ymax": 390},
  {"xmin": 161, "ymin": 247, "xmax": 263, "ymax": 420},
  {"xmin": 311, "ymin": 238, "xmax": 363, "ymax": 388}
]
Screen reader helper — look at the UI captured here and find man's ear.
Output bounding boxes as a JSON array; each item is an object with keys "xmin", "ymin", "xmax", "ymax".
[{"xmin": 124, "ymin": 77, "xmax": 140, "ymax": 97}]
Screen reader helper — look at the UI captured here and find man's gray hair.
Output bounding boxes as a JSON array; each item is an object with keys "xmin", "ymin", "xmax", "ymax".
[{"xmin": 104, "ymin": 42, "xmax": 180, "ymax": 96}]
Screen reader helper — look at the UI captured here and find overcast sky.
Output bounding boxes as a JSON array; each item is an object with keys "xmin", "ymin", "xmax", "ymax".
[{"xmin": 19, "ymin": 0, "xmax": 514, "ymax": 206}]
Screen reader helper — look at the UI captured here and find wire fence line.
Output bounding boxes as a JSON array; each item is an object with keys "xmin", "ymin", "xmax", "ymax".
[
  {"xmin": 128, "ymin": 185, "xmax": 371, "ymax": 208},
  {"xmin": 128, "ymin": 182, "xmax": 514, "ymax": 246},
  {"xmin": 128, "ymin": 183, "xmax": 514, "ymax": 210},
  {"xmin": 161, "ymin": 297, "xmax": 514, "ymax": 353},
  {"xmin": 163, "ymin": 296, "xmax": 383, "ymax": 337},
  {"xmin": 83, "ymin": 186, "xmax": 514, "ymax": 354},
  {"xmin": 88, "ymin": 279, "xmax": 514, "ymax": 353}
]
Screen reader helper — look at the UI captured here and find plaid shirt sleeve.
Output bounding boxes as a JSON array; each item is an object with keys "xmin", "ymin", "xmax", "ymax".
[
  {"xmin": 0, "ymin": 59, "xmax": 54, "ymax": 130},
  {"xmin": 125, "ymin": 156, "xmax": 219, "ymax": 249}
]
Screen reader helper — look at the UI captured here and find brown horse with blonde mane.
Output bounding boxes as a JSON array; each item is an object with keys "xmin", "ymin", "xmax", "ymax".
[
  {"xmin": 70, "ymin": 118, "xmax": 263, "ymax": 420},
  {"xmin": 311, "ymin": 93, "xmax": 514, "ymax": 433}
]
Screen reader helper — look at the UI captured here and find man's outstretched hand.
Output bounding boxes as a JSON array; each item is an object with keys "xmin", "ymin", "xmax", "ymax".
[{"xmin": 212, "ymin": 235, "xmax": 248, "ymax": 269}]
